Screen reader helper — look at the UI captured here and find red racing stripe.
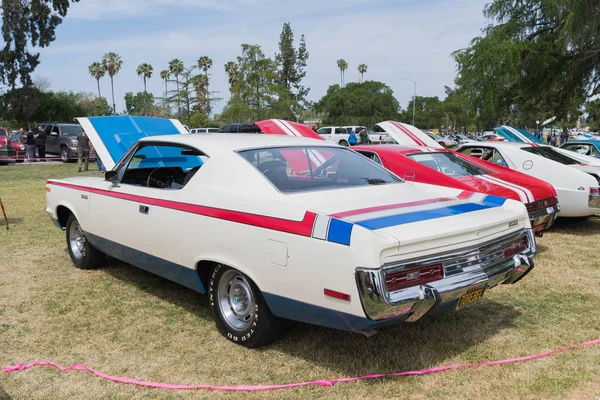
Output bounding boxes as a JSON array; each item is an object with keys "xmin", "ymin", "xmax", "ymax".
[
  {"xmin": 390, "ymin": 121, "xmax": 427, "ymax": 146},
  {"xmin": 330, "ymin": 197, "xmax": 455, "ymax": 218},
  {"xmin": 46, "ymin": 181, "xmax": 317, "ymax": 237},
  {"xmin": 457, "ymin": 190, "xmax": 475, "ymax": 199}
]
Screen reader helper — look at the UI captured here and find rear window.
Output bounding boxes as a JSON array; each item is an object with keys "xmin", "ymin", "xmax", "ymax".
[
  {"xmin": 407, "ymin": 152, "xmax": 489, "ymax": 177},
  {"xmin": 239, "ymin": 146, "xmax": 401, "ymax": 193},
  {"xmin": 521, "ymin": 146, "xmax": 578, "ymax": 165},
  {"xmin": 0, "ymin": 129, "xmax": 6, "ymax": 136}
]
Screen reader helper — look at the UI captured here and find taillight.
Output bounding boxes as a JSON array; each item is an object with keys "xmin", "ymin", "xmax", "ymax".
[
  {"xmin": 502, "ymin": 236, "xmax": 529, "ymax": 259},
  {"xmin": 589, "ymin": 188, "xmax": 600, "ymax": 208},
  {"xmin": 385, "ymin": 264, "xmax": 443, "ymax": 292},
  {"xmin": 526, "ymin": 197, "xmax": 559, "ymax": 212},
  {"xmin": 590, "ymin": 188, "xmax": 600, "ymax": 196}
]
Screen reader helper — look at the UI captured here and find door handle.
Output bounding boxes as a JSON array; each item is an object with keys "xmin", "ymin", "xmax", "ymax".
[{"xmin": 139, "ymin": 205, "xmax": 149, "ymax": 215}]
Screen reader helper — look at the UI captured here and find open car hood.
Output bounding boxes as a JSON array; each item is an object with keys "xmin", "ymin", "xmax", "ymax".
[
  {"xmin": 255, "ymin": 119, "xmax": 323, "ymax": 140},
  {"xmin": 376, "ymin": 121, "xmax": 443, "ymax": 148},
  {"xmin": 76, "ymin": 116, "xmax": 188, "ymax": 170},
  {"xmin": 494, "ymin": 125, "xmax": 543, "ymax": 144}
]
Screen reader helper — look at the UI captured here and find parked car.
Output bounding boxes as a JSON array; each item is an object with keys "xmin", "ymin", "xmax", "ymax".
[
  {"xmin": 190, "ymin": 127, "xmax": 222, "ymax": 134},
  {"xmin": 456, "ymin": 142, "xmax": 600, "ymax": 218},
  {"xmin": 255, "ymin": 119, "xmax": 324, "ymax": 140},
  {"xmin": 0, "ymin": 126, "xmax": 15, "ymax": 163},
  {"xmin": 9, "ymin": 132, "xmax": 26, "ymax": 161},
  {"xmin": 46, "ymin": 116, "xmax": 536, "ymax": 347},
  {"xmin": 317, "ymin": 126, "xmax": 356, "ymax": 146},
  {"xmin": 39, "ymin": 123, "xmax": 84, "ymax": 162},
  {"xmin": 221, "ymin": 123, "xmax": 261, "ymax": 133},
  {"xmin": 481, "ymin": 133, "xmax": 506, "ymax": 142},
  {"xmin": 560, "ymin": 140, "xmax": 600, "ymax": 159},
  {"xmin": 352, "ymin": 145, "xmax": 559, "ymax": 234},
  {"xmin": 343, "ymin": 126, "xmax": 394, "ymax": 144}
]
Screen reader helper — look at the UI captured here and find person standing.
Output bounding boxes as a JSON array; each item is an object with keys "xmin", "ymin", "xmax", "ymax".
[
  {"xmin": 76, "ymin": 129, "xmax": 91, "ymax": 172},
  {"xmin": 34, "ymin": 125, "xmax": 46, "ymax": 161},
  {"xmin": 348, "ymin": 131, "xmax": 358, "ymax": 146},
  {"xmin": 91, "ymin": 143, "xmax": 104, "ymax": 173},
  {"xmin": 25, "ymin": 126, "xmax": 37, "ymax": 162},
  {"xmin": 358, "ymin": 128, "xmax": 369, "ymax": 145}
]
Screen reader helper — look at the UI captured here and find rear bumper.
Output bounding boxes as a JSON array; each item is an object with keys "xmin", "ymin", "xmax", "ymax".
[
  {"xmin": 529, "ymin": 203, "xmax": 560, "ymax": 233},
  {"xmin": 356, "ymin": 229, "xmax": 536, "ymax": 322}
]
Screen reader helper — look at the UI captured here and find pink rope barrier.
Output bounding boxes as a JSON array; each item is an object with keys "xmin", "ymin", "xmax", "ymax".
[{"xmin": 3, "ymin": 337, "xmax": 599, "ymax": 392}]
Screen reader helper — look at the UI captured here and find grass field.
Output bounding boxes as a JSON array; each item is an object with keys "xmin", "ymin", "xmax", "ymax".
[{"xmin": 0, "ymin": 163, "xmax": 599, "ymax": 399}]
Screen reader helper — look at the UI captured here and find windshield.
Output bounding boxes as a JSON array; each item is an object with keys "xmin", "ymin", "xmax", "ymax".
[
  {"xmin": 521, "ymin": 146, "xmax": 578, "ymax": 165},
  {"xmin": 407, "ymin": 152, "xmax": 489, "ymax": 177},
  {"xmin": 239, "ymin": 146, "xmax": 401, "ymax": 193},
  {"xmin": 61, "ymin": 125, "xmax": 83, "ymax": 136},
  {"xmin": 0, "ymin": 129, "xmax": 6, "ymax": 136}
]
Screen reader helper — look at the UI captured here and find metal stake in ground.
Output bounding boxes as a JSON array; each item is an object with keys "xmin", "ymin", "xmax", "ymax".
[{"xmin": 0, "ymin": 197, "xmax": 8, "ymax": 229}]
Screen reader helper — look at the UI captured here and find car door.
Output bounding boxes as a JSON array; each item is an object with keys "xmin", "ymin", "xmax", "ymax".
[
  {"xmin": 317, "ymin": 127, "xmax": 332, "ymax": 143},
  {"xmin": 45, "ymin": 125, "xmax": 57, "ymax": 153}
]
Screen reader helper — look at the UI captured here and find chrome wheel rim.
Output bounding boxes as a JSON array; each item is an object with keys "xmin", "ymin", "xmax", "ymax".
[
  {"xmin": 61, "ymin": 148, "xmax": 68, "ymax": 161},
  {"xmin": 217, "ymin": 270, "xmax": 255, "ymax": 331},
  {"xmin": 68, "ymin": 221, "xmax": 85, "ymax": 259}
]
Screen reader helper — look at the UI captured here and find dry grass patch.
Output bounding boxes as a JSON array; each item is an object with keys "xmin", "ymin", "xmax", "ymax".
[{"xmin": 1, "ymin": 163, "xmax": 599, "ymax": 399}]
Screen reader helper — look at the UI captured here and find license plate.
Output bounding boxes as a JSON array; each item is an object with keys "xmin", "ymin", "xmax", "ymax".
[{"xmin": 456, "ymin": 285, "xmax": 487, "ymax": 310}]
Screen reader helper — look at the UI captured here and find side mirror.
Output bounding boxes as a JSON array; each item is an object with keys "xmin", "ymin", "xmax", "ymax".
[
  {"xmin": 104, "ymin": 170, "xmax": 120, "ymax": 186},
  {"xmin": 50, "ymin": 132, "xmax": 58, "ymax": 136}
]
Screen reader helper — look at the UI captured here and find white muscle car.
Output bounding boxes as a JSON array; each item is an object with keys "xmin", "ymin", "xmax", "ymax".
[
  {"xmin": 45, "ymin": 116, "xmax": 536, "ymax": 347},
  {"xmin": 456, "ymin": 142, "xmax": 600, "ymax": 218}
]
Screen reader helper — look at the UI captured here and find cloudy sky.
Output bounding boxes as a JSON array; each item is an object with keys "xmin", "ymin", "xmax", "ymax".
[{"xmin": 35, "ymin": 0, "xmax": 488, "ymax": 115}]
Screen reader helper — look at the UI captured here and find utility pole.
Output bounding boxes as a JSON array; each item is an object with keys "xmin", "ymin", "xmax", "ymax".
[{"xmin": 403, "ymin": 78, "xmax": 416, "ymax": 126}]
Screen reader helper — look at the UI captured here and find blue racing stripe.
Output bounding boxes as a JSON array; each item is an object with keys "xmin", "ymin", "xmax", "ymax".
[
  {"xmin": 327, "ymin": 218, "xmax": 353, "ymax": 245},
  {"xmin": 355, "ymin": 198, "xmax": 507, "ymax": 230}
]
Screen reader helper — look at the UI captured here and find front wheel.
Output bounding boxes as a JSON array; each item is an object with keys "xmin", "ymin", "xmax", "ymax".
[
  {"xmin": 209, "ymin": 265, "xmax": 286, "ymax": 348},
  {"xmin": 339, "ymin": 140, "xmax": 349, "ymax": 147},
  {"xmin": 60, "ymin": 147, "xmax": 70, "ymax": 162},
  {"xmin": 66, "ymin": 215, "xmax": 105, "ymax": 269}
]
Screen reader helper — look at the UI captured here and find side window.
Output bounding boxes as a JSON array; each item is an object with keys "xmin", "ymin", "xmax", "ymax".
[
  {"xmin": 590, "ymin": 146, "xmax": 599, "ymax": 157},
  {"xmin": 120, "ymin": 144, "xmax": 207, "ymax": 189},
  {"xmin": 334, "ymin": 128, "xmax": 346, "ymax": 134},
  {"xmin": 45, "ymin": 126, "xmax": 53, "ymax": 135},
  {"xmin": 490, "ymin": 150, "xmax": 508, "ymax": 166},
  {"xmin": 52, "ymin": 126, "xmax": 60, "ymax": 135},
  {"xmin": 317, "ymin": 128, "xmax": 331, "ymax": 135}
]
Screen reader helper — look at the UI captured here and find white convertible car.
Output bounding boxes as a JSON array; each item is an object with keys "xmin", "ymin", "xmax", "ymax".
[
  {"xmin": 456, "ymin": 142, "xmax": 600, "ymax": 218},
  {"xmin": 45, "ymin": 116, "xmax": 536, "ymax": 347}
]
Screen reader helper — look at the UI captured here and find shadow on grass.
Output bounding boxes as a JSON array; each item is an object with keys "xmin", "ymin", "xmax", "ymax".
[
  {"xmin": 549, "ymin": 216, "xmax": 600, "ymax": 235},
  {"xmin": 102, "ymin": 256, "xmax": 520, "ymax": 376}
]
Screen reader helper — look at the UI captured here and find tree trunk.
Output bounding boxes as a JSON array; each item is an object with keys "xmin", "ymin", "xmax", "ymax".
[
  {"xmin": 97, "ymin": 79, "xmax": 102, "ymax": 97},
  {"xmin": 143, "ymin": 77, "xmax": 147, "ymax": 93},
  {"xmin": 110, "ymin": 76, "xmax": 116, "ymax": 114},
  {"xmin": 340, "ymin": 69, "xmax": 343, "ymax": 86}
]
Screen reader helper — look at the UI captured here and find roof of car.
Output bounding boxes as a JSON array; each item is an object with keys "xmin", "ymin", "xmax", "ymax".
[
  {"xmin": 562, "ymin": 140, "xmax": 600, "ymax": 144},
  {"xmin": 139, "ymin": 133, "xmax": 338, "ymax": 153},
  {"xmin": 352, "ymin": 144, "xmax": 445, "ymax": 154},
  {"xmin": 459, "ymin": 141, "xmax": 533, "ymax": 149}
]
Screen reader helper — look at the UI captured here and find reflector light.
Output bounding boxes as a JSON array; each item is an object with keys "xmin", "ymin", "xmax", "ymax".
[
  {"xmin": 324, "ymin": 289, "xmax": 351, "ymax": 301},
  {"xmin": 45, "ymin": 187, "xmax": 51, "ymax": 192},
  {"xmin": 385, "ymin": 264, "xmax": 444, "ymax": 292},
  {"xmin": 502, "ymin": 236, "xmax": 528, "ymax": 259}
]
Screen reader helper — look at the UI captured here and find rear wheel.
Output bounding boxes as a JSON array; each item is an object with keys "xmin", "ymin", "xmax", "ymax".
[
  {"xmin": 339, "ymin": 140, "xmax": 349, "ymax": 147},
  {"xmin": 209, "ymin": 264, "xmax": 286, "ymax": 348},
  {"xmin": 66, "ymin": 215, "xmax": 105, "ymax": 269}
]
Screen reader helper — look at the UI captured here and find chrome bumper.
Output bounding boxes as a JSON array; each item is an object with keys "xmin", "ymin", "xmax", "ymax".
[
  {"xmin": 529, "ymin": 204, "xmax": 560, "ymax": 233},
  {"xmin": 355, "ymin": 229, "xmax": 536, "ymax": 322}
]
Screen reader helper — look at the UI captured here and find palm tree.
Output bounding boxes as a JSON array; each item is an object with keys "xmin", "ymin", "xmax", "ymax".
[
  {"xmin": 224, "ymin": 61, "xmax": 240, "ymax": 94},
  {"xmin": 160, "ymin": 69, "xmax": 170, "ymax": 100},
  {"xmin": 136, "ymin": 63, "xmax": 154, "ymax": 93},
  {"xmin": 102, "ymin": 52, "xmax": 123, "ymax": 114},
  {"xmin": 358, "ymin": 64, "xmax": 368, "ymax": 83},
  {"xmin": 168, "ymin": 58, "xmax": 184, "ymax": 117},
  {"xmin": 88, "ymin": 62, "xmax": 105, "ymax": 98},
  {"xmin": 197, "ymin": 56, "xmax": 213, "ymax": 114},
  {"xmin": 337, "ymin": 59, "xmax": 348, "ymax": 87}
]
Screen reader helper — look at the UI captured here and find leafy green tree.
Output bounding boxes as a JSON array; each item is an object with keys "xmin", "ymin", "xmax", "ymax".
[
  {"xmin": 160, "ymin": 69, "xmax": 170, "ymax": 105},
  {"xmin": 336, "ymin": 59, "xmax": 348, "ymax": 87},
  {"xmin": 102, "ymin": 52, "xmax": 123, "ymax": 114},
  {"xmin": 124, "ymin": 91, "xmax": 155, "ymax": 116},
  {"xmin": 224, "ymin": 61, "xmax": 241, "ymax": 94},
  {"xmin": 0, "ymin": 0, "xmax": 80, "ymax": 88},
  {"xmin": 358, "ymin": 64, "xmax": 368, "ymax": 83},
  {"xmin": 442, "ymin": 86, "xmax": 474, "ymax": 133},
  {"xmin": 585, "ymin": 100, "xmax": 600, "ymax": 131},
  {"xmin": 398, "ymin": 96, "xmax": 445, "ymax": 131},
  {"xmin": 315, "ymin": 81, "xmax": 399, "ymax": 127},
  {"xmin": 169, "ymin": 58, "xmax": 184, "ymax": 117},
  {"xmin": 88, "ymin": 62, "xmax": 106, "ymax": 98},
  {"xmin": 274, "ymin": 23, "xmax": 310, "ymax": 117},
  {"xmin": 136, "ymin": 63, "xmax": 154, "ymax": 93},
  {"xmin": 77, "ymin": 93, "xmax": 112, "ymax": 116},
  {"xmin": 454, "ymin": 0, "xmax": 598, "ymax": 128}
]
